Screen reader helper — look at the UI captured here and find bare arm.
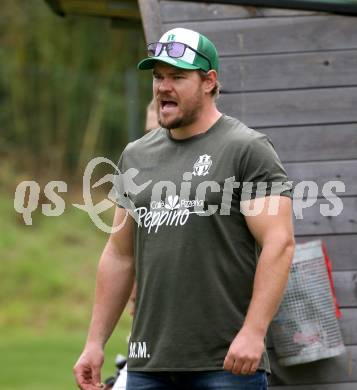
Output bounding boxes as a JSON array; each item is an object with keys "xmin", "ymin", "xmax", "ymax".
[
  {"xmin": 87, "ymin": 208, "xmax": 135, "ymax": 347},
  {"xmin": 74, "ymin": 207, "xmax": 135, "ymax": 389},
  {"xmin": 224, "ymin": 196, "xmax": 295, "ymax": 375}
]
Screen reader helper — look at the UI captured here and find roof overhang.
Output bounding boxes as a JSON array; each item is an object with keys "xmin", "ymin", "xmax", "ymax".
[
  {"xmin": 183, "ymin": 0, "xmax": 357, "ymax": 15},
  {"xmin": 44, "ymin": 0, "xmax": 357, "ymax": 20}
]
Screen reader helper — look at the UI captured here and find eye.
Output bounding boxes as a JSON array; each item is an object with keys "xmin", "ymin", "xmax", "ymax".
[{"xmin": 173, "ymin": 75, "xmax": 184, "ymax": 80}]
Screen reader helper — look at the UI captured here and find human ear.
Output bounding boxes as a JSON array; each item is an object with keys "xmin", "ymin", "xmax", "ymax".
[{"xmin": 203, "ymin": 70, "xmax": 217, "ymax": 94}]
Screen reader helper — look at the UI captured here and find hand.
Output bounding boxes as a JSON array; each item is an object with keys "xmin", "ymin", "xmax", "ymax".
[
  {"xmin": 223, "ymin": 327, "xmax": 265, "ymax": 375},
  {"xmin": 73, "ymin": 344, "xmax": 105, "ymax": 389}
]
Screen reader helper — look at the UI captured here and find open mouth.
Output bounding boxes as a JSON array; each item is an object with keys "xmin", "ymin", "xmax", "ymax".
[{"xmin": 160, "ymin": 100, "xmax": 178, "ymax": 109}]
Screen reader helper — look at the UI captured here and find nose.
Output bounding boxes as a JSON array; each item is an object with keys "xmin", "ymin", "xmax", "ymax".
[{"xmin": 157, "ymin": 77, "xmax": 173, "ymax": 93}]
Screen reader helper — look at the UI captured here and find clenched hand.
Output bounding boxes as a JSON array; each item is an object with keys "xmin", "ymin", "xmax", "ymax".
[
  {"xmin": 73, "ymin": 344, "xmax": 105, "ymax": 389},
  {"xmin": 223, "ymin": 327, "xmax": 265, "ymax": 375}
]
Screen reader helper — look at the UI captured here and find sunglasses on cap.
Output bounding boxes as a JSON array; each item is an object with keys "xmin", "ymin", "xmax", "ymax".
[{"xmin": 147, "ymin": 41, "xmax": 212, "ymax": 71}]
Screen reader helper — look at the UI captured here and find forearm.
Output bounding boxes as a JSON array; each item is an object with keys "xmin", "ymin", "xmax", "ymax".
[
  {"xmin": 242, "ymin": 238, "xmax": 295, "ymax": 336},
  {"xmin": 224, "ymin": 197, "xmax": 294, "ymax": 375},
  {"xmin": 86, "ymin": 239, "xmax": 135, "ymax": 349}
]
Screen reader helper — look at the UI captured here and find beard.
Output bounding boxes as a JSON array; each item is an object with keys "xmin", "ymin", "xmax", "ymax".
[
  {"xmin": 157, "ymin": 88, "xmax": 204, "ymax": 130},
  {"xmin": 158, "ymin": 110, "xmax": 197, "ymax": 130}
]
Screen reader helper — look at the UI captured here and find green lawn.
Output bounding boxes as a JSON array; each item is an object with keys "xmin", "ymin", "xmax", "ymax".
[
  {"xmin": 0, "ymin": 191, "xmax": 132, "ymax": 389},
  {"xmin": 0, "ymin": 329, "xmax": 129, "ymax": 390}
]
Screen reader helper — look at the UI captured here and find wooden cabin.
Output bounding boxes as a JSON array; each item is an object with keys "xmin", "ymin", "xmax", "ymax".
[
  {"xmin": 138, "ymin": 2, "xmax": 357, "ymax": 389},
  {"xmin": 47, "ymin": 0, "xmax": 357, "ymax": 388}
]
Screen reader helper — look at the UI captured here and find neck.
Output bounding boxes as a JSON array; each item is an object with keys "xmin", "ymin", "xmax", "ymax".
[{"xmin": 169, "ymin": 105, "xmax": 222, "ymax": 140}]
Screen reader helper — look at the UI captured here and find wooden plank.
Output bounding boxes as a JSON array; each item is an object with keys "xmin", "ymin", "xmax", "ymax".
[
  {"xmin": 218, "ymin": 87, "xmax": 357, "ymax": 128},
  {"xmin": 284, "ymin": 160, "xmax": 357, "ymax": 198},
  {"xmin": 267, "ymin": 308, "xmax": 357, "ymax": 348},
  {"xmin": 333, "ymin": 271, "xmax": 357, "ymax": 308},
  {"xmin": 268, "ymin": 345, "xmax": 357, "ymax": 385},
  {"xmin": 219, "ymin": 50, "xmax": 357, "ymax": 93},
  {"xmin": 263, "ymin": 124, "xmax": 357, "ymax": 163},
  {"xmin": 163, "ymin": 15, "xmax": 357, "ymax": 56},
  {"xmin": 296, "ymin": 235, "xmax": 357, "ymax": 271},
  {"xmin": 138, "ymin": 0, "xmax": 163, "ymax": 43},
  {"xmin": 269, "ymin": 383, "xmax": 357, "ymax": 390},
  {"xmin": 339, "ymin": 308, "xmax": 357, "ymax": 345},
  {"xmin": 292, "ymin": 197, "xmax": 357, "ymax": 236},
  {"xmin": 160, "ymin": 0, "xmax": 317, "ymax": 22}
]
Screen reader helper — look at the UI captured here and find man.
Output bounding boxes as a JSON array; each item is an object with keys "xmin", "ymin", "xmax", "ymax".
[
  {"xmin": 74, "ymin": 28, "xmax": 295, "ymax": 390},
  {"xmin": 145, "ymin": 98, "xmax": 159, "ymax": 132}
]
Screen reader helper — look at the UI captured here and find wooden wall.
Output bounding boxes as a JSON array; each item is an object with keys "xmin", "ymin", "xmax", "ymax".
[{"xmin": 138, "ymin": 1, "xmax": 357, "ymax": 388}]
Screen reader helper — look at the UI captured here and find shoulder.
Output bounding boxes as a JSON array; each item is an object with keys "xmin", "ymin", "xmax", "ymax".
[
  {"xmin": 220, "ymin": 115, "xmax": 270, "ymax": 149},
  {"xmin": 123, "ymin": 127, "xmax": 166, "ymax": 155}
]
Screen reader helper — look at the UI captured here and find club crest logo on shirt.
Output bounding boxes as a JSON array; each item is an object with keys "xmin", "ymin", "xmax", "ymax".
[{"xmin": 192, "ymin": 154, "xmax": 212, "ymax": 176}]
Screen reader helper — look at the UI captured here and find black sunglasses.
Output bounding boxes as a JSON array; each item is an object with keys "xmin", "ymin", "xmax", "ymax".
[{"xmin": 147, "ymin": 41, "xmax": 212, "ymax": 71}]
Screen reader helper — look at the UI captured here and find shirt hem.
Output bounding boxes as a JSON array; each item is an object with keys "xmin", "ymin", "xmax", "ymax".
[{"xmin": 127, "ymin": 366, "xmax": 271, "ymax": 374}]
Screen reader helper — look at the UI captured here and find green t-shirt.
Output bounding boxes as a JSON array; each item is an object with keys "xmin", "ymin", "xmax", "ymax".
[{"xmin": 115, "ymin": 114, "xmax": 292, "ymax": 372}]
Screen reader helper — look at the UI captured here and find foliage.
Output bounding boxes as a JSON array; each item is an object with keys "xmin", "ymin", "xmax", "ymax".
[
  {"xmin": 0, "ymin": 3, "xmax": 146, "ymax": 385},
  {"xmin": 0, "ymin": 0, "xmax": 151, "ymax": 183}
]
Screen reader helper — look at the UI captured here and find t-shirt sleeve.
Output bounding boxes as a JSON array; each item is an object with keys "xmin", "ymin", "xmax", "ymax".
[
  {"xmin": 114, "ymin": 152, "xmax": 125, "ymax": 208},
  {"xmin": 238, "ymin": 135, "xmax": 293, "ymax": 200},
  {"xmin": 112, "ymin": 148, "xmax": 134, "ymax": 210}
]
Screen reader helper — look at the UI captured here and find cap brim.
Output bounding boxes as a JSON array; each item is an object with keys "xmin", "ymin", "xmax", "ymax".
[{"xmin": 137, "ymin": 56, "xmax": 201, "ymax": 71}]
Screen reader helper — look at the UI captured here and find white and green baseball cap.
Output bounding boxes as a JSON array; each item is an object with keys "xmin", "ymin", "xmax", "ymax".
[{"xmin": 137, "ymin": 28, "xmax": 219, "ymax": 73}]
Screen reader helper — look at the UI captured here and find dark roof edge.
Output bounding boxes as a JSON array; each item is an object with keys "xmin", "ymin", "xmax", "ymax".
[
  {"xmin": 44, "ymin": 0, "xmax": 65, "ymax": 17},
  {"xmin": 182, "ymin": 0, "xmax": 357, "ymax": 15}
]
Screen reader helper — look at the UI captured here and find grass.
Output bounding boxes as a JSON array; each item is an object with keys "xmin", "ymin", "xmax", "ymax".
[
  {"xmin": 0, "ymin": 329, "xmax": 129, "ymax": 390},
  {"xmin": 0, "ymin": 190, "xmax": 132, "ymax": 389}
]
